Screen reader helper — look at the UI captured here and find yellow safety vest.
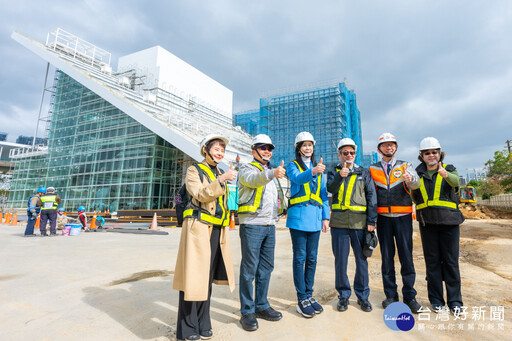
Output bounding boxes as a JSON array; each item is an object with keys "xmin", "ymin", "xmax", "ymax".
[
  {"xmin": 238, "ymin": 162, "xmax": 265, "ymax": 214},
  {"xmin": 289, "ymin": 161, "xmax": 323, "ymax": 207},
  {"xmin": 183, "ymin": 163, "xmax": 230, "ymax": 226},
  {"xmin": 40, "ymin": 194, "xmax": 58, "ymax": 210},
  {"xmin": 416, "ymin": 164, "xmax": 457, "ymax": 210},
  {"xmin": 332, "ymin": 173, "xmax": 367, "ymax": 212}
]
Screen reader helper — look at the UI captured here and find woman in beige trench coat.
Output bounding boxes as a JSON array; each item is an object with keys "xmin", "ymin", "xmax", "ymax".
[{"xmin": 173, "ymin": 134, "xmax": 238, "ymax": 341}]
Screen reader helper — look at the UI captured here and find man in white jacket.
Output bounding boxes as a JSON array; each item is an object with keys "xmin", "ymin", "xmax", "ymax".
[{"xmin": 237, "ymin": 134, "xmax": 286, "ymax": 332}]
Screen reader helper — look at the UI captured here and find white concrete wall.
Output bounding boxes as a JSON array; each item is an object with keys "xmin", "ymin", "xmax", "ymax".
[{"xmin": 117, "ymin": 46, "xmax": 233, "ymax": 117}]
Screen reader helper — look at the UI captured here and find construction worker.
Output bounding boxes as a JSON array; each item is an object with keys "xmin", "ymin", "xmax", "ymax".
[
  {"xmin": 77, "ymin": 206, "xmax": 87, "ymax": 230},
  {"xmin": 173, "ymin": 134, "xmax": 237, "ymax": 341},
  {"xmin": 24, "ymin": 187, "xmax": 45, "ymax": 237},
  {"xmin": 56, "ymin": 207, "xmax": 68, "ymax": 230},
  {"xmin": 286, "ymin": 131, "xmax": 330, "ymax": 318},
  {"xmin": 39, "ymin": 186, "xmax": 61, "ymax": 236},
  {"xmin": 237, "ymin": 134, "xmax": 286, "ymax": 331},
  {"xmin": 412, "ymin": 137, "xmax": 464, "ymax": 313},
  {"xmin": 327, "ymin": 138, "xmax": 377, "ymax": 313},
  {"xmin": 369, "ymin": 133, "xmax": 422, "ymax": 313}
]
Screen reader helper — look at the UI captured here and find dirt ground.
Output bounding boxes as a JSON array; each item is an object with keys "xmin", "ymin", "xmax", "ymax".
[{"xmin": 0, "ymin": 217, "xmax": 511, "ymax": 341}]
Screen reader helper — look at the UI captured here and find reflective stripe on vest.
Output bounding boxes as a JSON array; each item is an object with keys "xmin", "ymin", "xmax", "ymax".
[
  {"xmin": 416, "ymin": 165, "xmax": 457, "ymax": 210},
  {"xmin": 332, "ymin": 173, "xmax": 367, "ymax": 212},
  {"xmin": 369, "ymin": 163, "xmax": 413, "ymax": 214},
  {"xmin": 289, "ymin": 161, "xmax": 323, "ymax": 207},
  {"xmin": 40, "ymin": 194, "xmax": 57, "ymax": 210},
  {"xmin": 183, "ymin": 163, "xmax": 230, "ymax": 226},
  {"xmin": 377, "ymin": 206, "xmax": 412, "ymax": 214},
  {"xmin": 238, "ymin": 162, "xmax": 265, "ymax": 214}
]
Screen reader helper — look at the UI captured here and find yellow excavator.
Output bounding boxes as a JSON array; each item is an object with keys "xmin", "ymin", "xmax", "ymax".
[{"xmin": 459, "ymin": 186, "xmax": 477, "ymax": 204}]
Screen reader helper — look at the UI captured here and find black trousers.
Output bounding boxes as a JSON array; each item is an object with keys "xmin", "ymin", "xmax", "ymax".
[
  {"xmin": 419, "ymin": 223, "xmax": 463, "ymax": 308},
  {"xmin": 377, "ymin": 214, "xmax": 417, "ymax": 301},
  {"xmin": 176, "ymin": 226, "xmax": 222, "ymax": 340},
  {"xmin": 40, "ymin": 209, "xmax": 57, "ymax": 235}
]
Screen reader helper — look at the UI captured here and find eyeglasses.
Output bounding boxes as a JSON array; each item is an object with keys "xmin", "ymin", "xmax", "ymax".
[
  {"xmin": 258, "ymin": 145, "xmax": 274, "ymax": 151},
  {"xmin": 423, "ymin": 150, "xmax": 439, "ymax": 156},
  {"xmin": 341, "ymin": 151, "xmax": 356, "ymax": 156}
]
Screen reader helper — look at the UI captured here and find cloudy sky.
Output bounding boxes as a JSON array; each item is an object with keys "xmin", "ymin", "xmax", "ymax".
[{"xmin": 1, "ymin": 0, "xmax": 511, "ymax": 174}]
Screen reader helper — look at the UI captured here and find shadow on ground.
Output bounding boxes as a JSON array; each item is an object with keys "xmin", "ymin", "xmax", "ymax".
[{"xmin": 82, "ymin": 270, "xmax": 241, "ymax": 340}]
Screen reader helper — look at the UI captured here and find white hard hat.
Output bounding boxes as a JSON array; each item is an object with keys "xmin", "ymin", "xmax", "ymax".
[
  {"xmin": 200, "ymin": 134, "xmax": 229, "ymax": 156},
  {"xmin": 47, "ymin": 187, "xmax": 56, "ymax": 192},
  {"xmin": 377, "ymin": 132, "xmax": 397, "ymax": 147},
  {"xmin": 419, "ymin": 137, "xmax": 441, "ymax": 151},
  {"xmin": 337, "ymin": 138, "xmax": 357, "ymax": 152},
  {"xmin": 251, "ymin": 134, "xmax": 274, "ymax": 149},
  {"xmin": 295, "ymin": 131, "xmax": 315, "ymax": 147}
]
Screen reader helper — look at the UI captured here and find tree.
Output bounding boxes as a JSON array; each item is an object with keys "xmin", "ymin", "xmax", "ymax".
[{"xmin": 483, "ymin": 149, "xmax": 512, "ymax": 196}]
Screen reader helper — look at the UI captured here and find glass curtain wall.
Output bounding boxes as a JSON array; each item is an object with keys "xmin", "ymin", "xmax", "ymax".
[{"xmin": 8, "ymin": 71, "xmax": 184, "ymax": 211}]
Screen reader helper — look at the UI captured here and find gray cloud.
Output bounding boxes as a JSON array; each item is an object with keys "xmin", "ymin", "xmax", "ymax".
[{"xmin": 1, "ymin": 0, "xmax": 511, "ymax": 173}]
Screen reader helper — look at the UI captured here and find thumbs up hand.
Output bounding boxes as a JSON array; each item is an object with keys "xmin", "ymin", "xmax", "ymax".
[
  {"xmin": 340, "ymin": 162, "xmax": 350, "ymax": 178},
  {"xmin": 312, "ymin": 157, "xmax": 326, "ymax": 175},
  {"xmin": 274, "ymin": 160, "xmax": 286, "ymax": 178},
  {"xmin": 438, "ymin": 162, "xmax": 448, "ymax": 178},
  {"xmin": 220, "ymin": 164, "xmax": 238, "ymax": 182}
]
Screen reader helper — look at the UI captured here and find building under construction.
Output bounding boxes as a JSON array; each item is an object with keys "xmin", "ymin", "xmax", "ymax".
[
  {"xmin": 234, "ymin": 83, "xmax": 364, "ymax": 168},
  {"xmin": 7, "ymin": 28, "xmax": 252, "ymax": 211}
]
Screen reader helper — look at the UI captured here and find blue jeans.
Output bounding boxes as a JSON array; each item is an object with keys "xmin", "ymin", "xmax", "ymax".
[
  {"xmin": 289, "ymin": 228, "xmax": 320, "ymax": 301},
  {"xmin": 24, "ymin": 210, "xmax": 36, "ymax": 235},
  {"xmin": 239, "ymin": 224, "xmax": 275, "ymax": 316},
  {"xmin": 331, "ymin": 227, "xmax": 370, "ymax": 300}
]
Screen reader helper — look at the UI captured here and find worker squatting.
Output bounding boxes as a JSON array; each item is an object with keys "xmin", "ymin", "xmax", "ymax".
[{"xmin": 173, "ymin": 132, "xmax": 465, "ymax": 341}]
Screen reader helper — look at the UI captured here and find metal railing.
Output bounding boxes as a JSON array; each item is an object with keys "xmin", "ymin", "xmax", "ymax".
[{"xmin": 9, "ymin": 144, "xmax": 48, "ymax": 159}]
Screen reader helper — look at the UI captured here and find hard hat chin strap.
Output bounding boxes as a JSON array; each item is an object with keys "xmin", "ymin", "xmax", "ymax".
[
  {"xmin": 255, "ymin": 149, "xmax": 270, "ymax": 163},
  {"xmin": 206, "ymin": 149, "xmax": 219, "ymax": 164}
]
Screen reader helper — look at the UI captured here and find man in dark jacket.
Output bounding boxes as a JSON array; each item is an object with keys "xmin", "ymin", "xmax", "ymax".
[
  {"xmin": 327, "ymin": 138, "xmax": 377, "ymax": 313},
  {"xmin": 39, "ymin": 186, "xmax": 62, "ymax": 236},
  {"xmin": 24, "ymin": 187, "xmax": 45, "ymax": 237},
  {"xmin": 369, "ymin": 133, "xmax": 422, "ymax": 313}
]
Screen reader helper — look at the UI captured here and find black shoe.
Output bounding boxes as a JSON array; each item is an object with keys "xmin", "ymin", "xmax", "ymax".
[
  {"xmin": 405, "ymin": 298, "xmax": 421, "ymax": 314},
  {"xmin": 240, "ymin": 313, "xmax": 258, "ymax": 331},
  {"xmin": 449, "ymin": 305, "xmax": 462, "ymax": 315},
  {"xmin": 49, "ymin": 233, "xmax": 57, "ymax": 237},
  {"xmin": 40, "ymin": 234, "xmax": 47, "ymax": 237},
  {"xmin": 432, "ymin": 304, "xmax": 445, "ymax": 313},
  {"xmin": 255, "ymin": 306, "xmax": 282, "ymax": 321},
  {"xmin": 179, "ymin": 335, "xmax": 200, "ymax": 341},
  {"xmin": 200, "ymin": 329, "xmax": 213, "ymax": 340},
  {"xmin": 357, "ymin": 298, "xmax": 372, "ymax": 312},
  {"xmin": 382, "ymin": 296, "xmax": 399, "ymax": 309},
  {"xmin": 337, "ymin": 298, "xmax": 349, "ymax": 312}
]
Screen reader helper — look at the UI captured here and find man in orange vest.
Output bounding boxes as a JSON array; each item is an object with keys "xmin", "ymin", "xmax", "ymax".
[{"xmin": 369, "ymin": 133, "xmax": 421, "ymax": 313}]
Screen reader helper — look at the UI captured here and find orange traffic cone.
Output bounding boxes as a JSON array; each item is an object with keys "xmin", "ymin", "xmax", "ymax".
[
  {"xmin": 229, "ymin": 212, "xmax": 235, "ymax": 229},
  {"xmin": 4, "ymin": 212, "xmax": 11, "ymax": 224},
  {"xmin": 10, "ymin": 213, "xmax": 18, "ymax": 225},
  {"xmin": 0, "ymin": 212, "xmax": 3, "ymax": 223},
  {"xmin": 90, "ymin": 214, "xmax": 97, "ymax": 229},
  {"xmin": 35, "ymin": 215, "xmax": 40, "ymax": 228},
  {"xmin": 150, "ymin": 213, "xmax": 158, "ymax": 230}
]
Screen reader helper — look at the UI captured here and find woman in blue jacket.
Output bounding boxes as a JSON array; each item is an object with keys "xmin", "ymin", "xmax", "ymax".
[{"xmin": 286, "ymin": 131, "xmax": 330, "ymax": 318}]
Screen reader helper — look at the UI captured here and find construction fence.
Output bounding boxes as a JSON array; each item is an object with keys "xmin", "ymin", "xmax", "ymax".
[{"xmin": 478, "ymin": 194, "xmax": 512, "ymax": 211}]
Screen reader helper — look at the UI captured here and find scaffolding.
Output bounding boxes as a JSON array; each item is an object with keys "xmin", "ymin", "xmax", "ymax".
[{"xmin": 234, "ymin": 83, "xmax": 364, "ymax": 168}]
